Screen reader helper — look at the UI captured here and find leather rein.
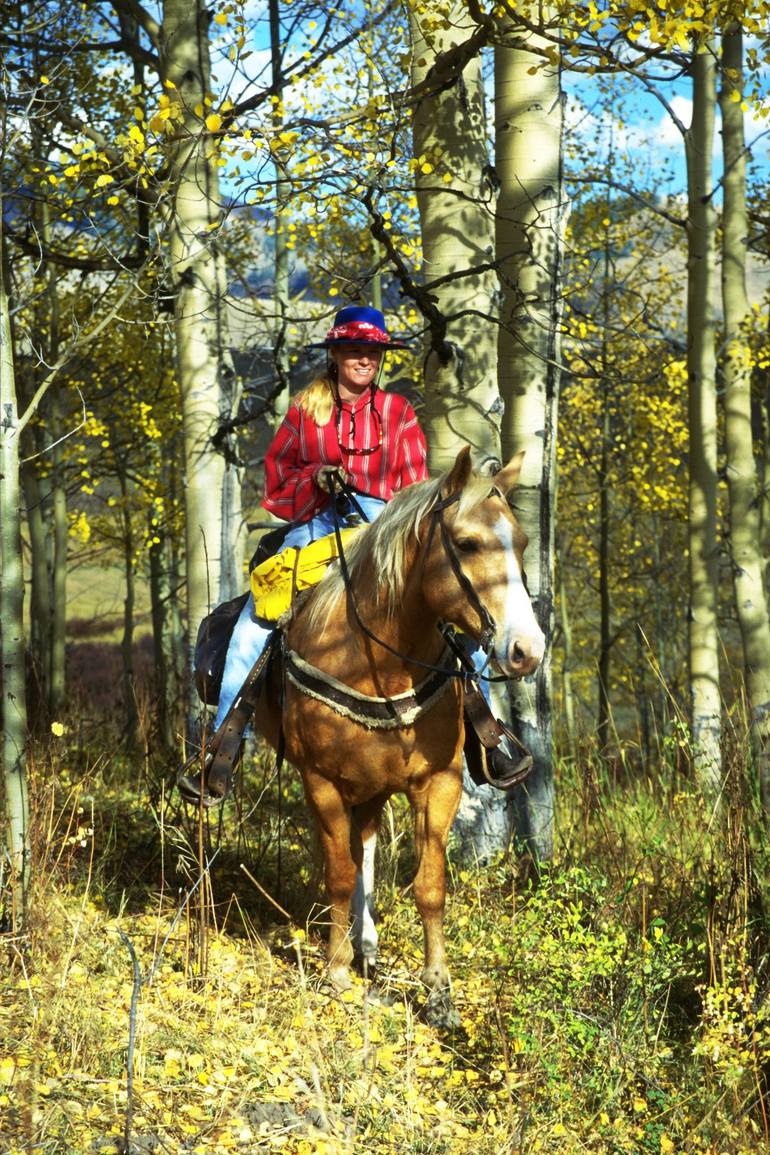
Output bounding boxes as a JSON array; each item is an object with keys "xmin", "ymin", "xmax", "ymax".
[{"xmin": 324, "ymin": 475, "xmax": 503, "ymax": 686}]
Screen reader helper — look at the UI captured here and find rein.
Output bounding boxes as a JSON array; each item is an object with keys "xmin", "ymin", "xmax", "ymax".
[{"xmin": 326, "ymin": 474, "xmax": 503, "ymax": 685}]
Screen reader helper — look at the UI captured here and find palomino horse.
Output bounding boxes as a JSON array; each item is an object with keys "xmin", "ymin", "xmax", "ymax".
[{"xmin": 253, "ymin": 447, "xmax": 545, "ymax": 1026}]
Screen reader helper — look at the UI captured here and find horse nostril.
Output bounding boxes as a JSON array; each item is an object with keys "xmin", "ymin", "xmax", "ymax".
[{"xmin": 512, "ymin": 642, "xmax": 526, "ymax": 665}]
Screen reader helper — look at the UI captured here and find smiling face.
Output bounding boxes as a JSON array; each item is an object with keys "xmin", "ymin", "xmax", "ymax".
[{"xmin": 331, "ymin": 343, "xmax": 384, "ymax": 400}]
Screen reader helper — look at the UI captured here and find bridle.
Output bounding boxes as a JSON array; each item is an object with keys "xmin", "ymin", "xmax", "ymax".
[
  {"xmin": 425, "ymin": 491, "xmax": 498, "ymax": 662},
  {"xmin": 325, "ymin": 475, "xmax": 505, "ymax": 685}
]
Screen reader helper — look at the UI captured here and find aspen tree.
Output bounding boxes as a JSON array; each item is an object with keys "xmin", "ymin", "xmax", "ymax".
[
  {"xmin": 269, "ymin": 0, "xmax": 291, "ymax": 432},
  {"xmin": 161, "ymin": 0, "xmax": 244, "ymax": 686},
  {"xmin": 409, "ymin": 2, "xmax": 528, "ymax": 860},
  {"xmin": 410, "ymin": 1, "xmax": 502, "ymax": 472},
  {"xmin": 720, "ymin": 23, "xmax": 770, "ymax": 813},
  {"xmin": 0, "ymin": 182, "xmax": 30, "ymax": 922},
  {"xmin": 685, "ymin": 40, "xmax": 721, "ymax": 791},
  {"xmin": 495, "ymin": 12, "xmax": 565, "ymax": 859}
]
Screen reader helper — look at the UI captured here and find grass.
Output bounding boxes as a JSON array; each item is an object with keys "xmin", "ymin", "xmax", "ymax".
[{"xmin": 3, "ymin": 719, "xmax": 770, "ymax": 1153}]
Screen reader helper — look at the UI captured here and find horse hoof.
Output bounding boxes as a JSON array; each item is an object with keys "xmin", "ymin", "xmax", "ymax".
[
  {"xmin": 327, "ymin": 966, "xmax": 353, "ymax": 993},
  {"xmin": 423, "ymin": 989, "xmax": 461, "ymax": 1031}
]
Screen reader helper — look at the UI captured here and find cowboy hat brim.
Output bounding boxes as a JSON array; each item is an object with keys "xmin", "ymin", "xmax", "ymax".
[{"xmin": 306, "ymin": 336, "xmax": 411, "ymax": 350}]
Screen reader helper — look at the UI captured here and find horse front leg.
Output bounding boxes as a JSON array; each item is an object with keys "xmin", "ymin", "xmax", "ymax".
[
  {"xmin": 303, "ymin": 773, "xmax": 357, "ymax": 991},
  {"xmin": 411, "ymin": 767, "xmax": 463, "ymax": 1029},
  {"xmin": 351, "ymin": 795, "xmax": 388, "ymax": 974}
]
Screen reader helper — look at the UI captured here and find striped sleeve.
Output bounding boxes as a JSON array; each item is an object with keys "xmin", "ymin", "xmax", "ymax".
[
  {"xmin": 392, "ymin": 397, "xmax": 428, "ymax": 489},
  {"xmin": 262, "ymin": 406, "xmax": 328, "ymax": 521}
]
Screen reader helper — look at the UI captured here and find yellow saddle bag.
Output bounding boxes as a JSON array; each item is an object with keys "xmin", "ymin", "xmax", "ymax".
[{"xmin": 250, "ymin": 528, "xmax": 358, "ymax": 622}]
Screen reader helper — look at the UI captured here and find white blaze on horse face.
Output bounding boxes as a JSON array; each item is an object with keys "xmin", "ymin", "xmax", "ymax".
[
  {"xmin": 351, "ymin": 832, "xmax": 378, "ymax": 966},
  {"xmin": 491, "ymin": 511, "xmax": 545, "ymax": 676}
]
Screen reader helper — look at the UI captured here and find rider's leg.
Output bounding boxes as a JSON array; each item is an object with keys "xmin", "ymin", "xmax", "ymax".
[
  {"xmin": 177, "ymin": 596, "xmax": 275, "ymax": 804},
  {"xmin": 214, "ymin": 596, "xmax": 275, "ymax": 729}
]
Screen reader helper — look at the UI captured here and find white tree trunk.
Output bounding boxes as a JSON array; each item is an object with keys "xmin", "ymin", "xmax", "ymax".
[
  {"xmin": 685, "ymin": 42, "xmax": 721, "ymax": 791},
  {"xmin": 270, "ymin": 0, "xmax": 291, "ymax": 433},
  {"xmin": 162, "ymin": 0, "xmax": 243, "ymax": 686},
  {"xmin": 494, "ymin": 17, "xmax": 565, "ymax": 860},
  {"xmin": 410, "ymin": 4, "xmax": 502, "ymax": 474},
  {"xmin": 0, "ymin": 208, "xmax": 30, "ymax": 923},
  {"xmin": 409, "ymin": 5, "xmax": 518, "ymax": 861},
  {"xmin": 720, "ymin": 24, "xmax": 770, "ymax": 812}
]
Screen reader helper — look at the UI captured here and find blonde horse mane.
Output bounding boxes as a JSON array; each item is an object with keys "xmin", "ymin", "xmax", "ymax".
[{"xmin": 306, "ymin": 467, "xmax": 499, "ymax": 631}]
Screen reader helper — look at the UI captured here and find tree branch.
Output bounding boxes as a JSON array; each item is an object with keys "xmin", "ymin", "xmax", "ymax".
[{"xmin": 15, "ymin": 272, "xmax": 147, "ymax": 438}]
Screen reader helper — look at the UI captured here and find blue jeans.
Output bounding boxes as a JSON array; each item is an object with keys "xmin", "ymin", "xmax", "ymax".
[
  {"xmin": 214, "ymin": 495, "xmax": 387, "ymax": 727},
  {"xmin": 214, "ymin": 493, "xmax": 495, "ymax": 728}
]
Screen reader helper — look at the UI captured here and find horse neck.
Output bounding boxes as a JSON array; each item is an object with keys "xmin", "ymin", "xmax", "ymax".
[
  {"xmin": 288, "ymin": 539, "xmax": 444, "ymax": 693},
  {"xmin": 349, "ymin": 541, "xmax": 446, "ymax": 679}
]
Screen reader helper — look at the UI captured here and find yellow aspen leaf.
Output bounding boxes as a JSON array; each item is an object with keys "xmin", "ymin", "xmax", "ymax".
[
  {"xmin": 214, "ymin": 11, "xmax": 227, "ymax": 23},
  {"xmin": 95, "ymin": 174, "xmax": 114, "ymax": 188},
  {"xmin": 205, "ymin": 113, "xmax": 222, "ymax": 132}
]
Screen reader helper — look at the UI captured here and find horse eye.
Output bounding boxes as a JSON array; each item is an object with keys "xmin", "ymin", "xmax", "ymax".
[{"xmin": 456, "ymin": 537, "xmax": 479, "ymax": 554}]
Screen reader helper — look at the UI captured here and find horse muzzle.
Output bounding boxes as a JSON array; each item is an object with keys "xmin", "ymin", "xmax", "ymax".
[{"xmin": 496, "ymin": 632, "xmax": 545, "ymax": 680}]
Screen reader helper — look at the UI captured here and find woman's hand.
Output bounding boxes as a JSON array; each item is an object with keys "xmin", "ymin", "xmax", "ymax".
[{"xmin": 315, "ymin": 464, "xmax": 349, "ymax": 491}]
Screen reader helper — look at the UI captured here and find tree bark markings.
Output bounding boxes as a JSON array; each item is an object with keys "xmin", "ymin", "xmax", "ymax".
[{"xmin": 685, "ymin": 41, "xmax": 721, "ymax": 792}]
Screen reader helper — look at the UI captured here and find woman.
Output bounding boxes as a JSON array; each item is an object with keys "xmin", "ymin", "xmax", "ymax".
[
  {"xmin": 178, "ymin": 305, "xmax": 428, "ymax": 804},
  {"xmin": 260, "ymin": 304, "xmax": 428, "ymax": 548}
]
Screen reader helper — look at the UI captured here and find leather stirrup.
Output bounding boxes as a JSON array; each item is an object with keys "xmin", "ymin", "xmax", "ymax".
[{"xmin": 462, "ymin": 681, "xmax": 534, "ymax": 791}]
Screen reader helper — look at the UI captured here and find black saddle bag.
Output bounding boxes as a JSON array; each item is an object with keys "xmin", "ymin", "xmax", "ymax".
[
  {"xmin": 194, "ymin": 592, "xmax": 249, "ymax": 704},
  {"xmin": 250, "ymin": 521, "xmax": 297, "ymax": 570},
  {"xmin": 194, "ymin": 522, "xmax": 295, "ymax": 707}
]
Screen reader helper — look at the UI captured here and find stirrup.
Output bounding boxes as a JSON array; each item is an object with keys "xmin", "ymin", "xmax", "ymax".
[
  {"xmin": 176, "ymin": 750, "xmax": 228, "ymax": 808},
  {"xmin": 484, "ymin": 746, "xmax": 533, "ymax": 790}
]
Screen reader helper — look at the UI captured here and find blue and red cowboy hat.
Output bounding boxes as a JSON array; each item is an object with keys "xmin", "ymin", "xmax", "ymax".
[{"xmin": 308, "ymin": 305, "xmax": 410, "ymax": 350}]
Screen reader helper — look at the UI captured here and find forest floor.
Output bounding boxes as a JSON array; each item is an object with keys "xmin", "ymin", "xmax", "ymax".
[{"xmin": 3, "ymin": 654, "xmax": 770, "ymax": 1153}]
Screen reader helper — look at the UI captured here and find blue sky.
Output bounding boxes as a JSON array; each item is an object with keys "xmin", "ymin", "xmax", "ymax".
[{"xmin": 208, "ymin": 7, "xmax": 770, "ymax": 210}]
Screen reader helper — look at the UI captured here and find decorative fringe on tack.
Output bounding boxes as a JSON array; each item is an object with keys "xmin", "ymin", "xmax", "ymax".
[{"xmin": 284, "ymin": 648, "xmax": 455, "ymax": 730}]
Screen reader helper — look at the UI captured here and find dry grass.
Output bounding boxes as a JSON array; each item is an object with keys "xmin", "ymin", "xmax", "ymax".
[{"xmin": 3, "ymin": 725, "xmax": 770, "ymax": 1154}]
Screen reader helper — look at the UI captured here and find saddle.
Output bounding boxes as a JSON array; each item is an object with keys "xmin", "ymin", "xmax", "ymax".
[{"xmin": 176, "ymin": 632, "xmax": 533, "ymax": 806}]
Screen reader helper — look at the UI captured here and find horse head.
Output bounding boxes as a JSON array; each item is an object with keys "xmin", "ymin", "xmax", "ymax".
[{"xmin": 423, "ymin": 446, "xmax": 545, "ymax": 680}]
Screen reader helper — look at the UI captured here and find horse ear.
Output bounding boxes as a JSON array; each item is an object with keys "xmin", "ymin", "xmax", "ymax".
[
  {"xmin": 441, "ymin": 446, "xmax": 474, "ymax": 497},
  {"xmin": 494, "ymin": 450, "xmax": 526, "ymax": 495}
]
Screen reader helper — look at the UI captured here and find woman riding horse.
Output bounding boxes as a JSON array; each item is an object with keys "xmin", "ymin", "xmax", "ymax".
[
  {"xmin": 179, "ymin": 303, "xmax": 528, "ymax": 802},
  {"xmin": 179, "ymin": 305, "xmax": 427, "ymax": 803}
]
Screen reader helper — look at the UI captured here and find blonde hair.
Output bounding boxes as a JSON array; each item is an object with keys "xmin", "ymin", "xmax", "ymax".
[{"xmin": 295, "ymin": 372, "xmax": 336, "ymax": 425}]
